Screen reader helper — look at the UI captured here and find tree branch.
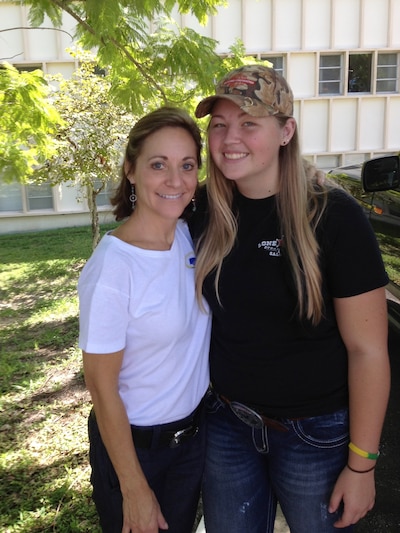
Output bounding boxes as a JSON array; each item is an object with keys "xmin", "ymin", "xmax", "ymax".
[
  {"xmin": 46, "ymin": 0, "xmax": 168, "ymax": 101},
  {"xmin": 0, "ymin": 26, "xmax": 73, "ymax": 39}
]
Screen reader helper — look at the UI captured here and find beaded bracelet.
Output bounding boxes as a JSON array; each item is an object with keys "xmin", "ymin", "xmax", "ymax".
[
  {"xmin": 347, "ymin": 464, "xmax": 376, "ymax": 474},
  {"xmin": 348, "ymin": 442, "xmax": 380, "ymax": 460}
]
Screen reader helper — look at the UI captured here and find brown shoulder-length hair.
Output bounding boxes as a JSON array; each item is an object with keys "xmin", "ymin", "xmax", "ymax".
[{"xmin": 110, "ymin": 106, "xmax": 202, "ymax": 221}]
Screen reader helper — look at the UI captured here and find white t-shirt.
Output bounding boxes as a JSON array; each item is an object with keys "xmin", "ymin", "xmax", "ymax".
[{"xmin": 78, "ymin": 219, "xmax": 211, "ymax": 426}]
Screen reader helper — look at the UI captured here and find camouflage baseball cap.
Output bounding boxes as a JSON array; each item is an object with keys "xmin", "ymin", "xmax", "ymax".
[{"xmin": 195, "ymin": 65, "xmax": 293, "ymax": 118}]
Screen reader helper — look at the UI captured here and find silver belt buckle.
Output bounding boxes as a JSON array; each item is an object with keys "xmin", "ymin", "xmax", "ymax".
[
  {"xmin": 169, "ymin": 425, "xmax": 199, "ymax": 448},
  {"xmin": 229, "ymin": 401, "xmax": 264, "ymax": 428}
]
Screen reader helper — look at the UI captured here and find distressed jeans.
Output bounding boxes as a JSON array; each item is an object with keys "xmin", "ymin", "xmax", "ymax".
[{"xmin": 202, "ymin": 391, "xmax": 353, "ymax": 533}]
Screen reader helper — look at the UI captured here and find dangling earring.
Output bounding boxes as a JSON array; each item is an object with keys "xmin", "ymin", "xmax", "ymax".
[
  {"xmin": 191, "ymin": 197, "xmax": 197, "ymax": 212},
  {"xmin": 129, "ymin": 184, "xmax": 137, "ymax": 211}
]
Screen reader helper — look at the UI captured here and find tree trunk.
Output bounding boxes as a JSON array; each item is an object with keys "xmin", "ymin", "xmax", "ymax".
[{"xmin": 87, "ymin": 185, "xmax": 101, "ymax": 250}]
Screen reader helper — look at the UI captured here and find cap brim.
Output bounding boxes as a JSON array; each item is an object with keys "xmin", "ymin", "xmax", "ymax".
[
  {"xmin": 195, "ymin": 94, "xmax": 272, "ymax": 118},
  {"xmin": 195, "ymin": 95, "xmax": 226, "ymax": 118}
]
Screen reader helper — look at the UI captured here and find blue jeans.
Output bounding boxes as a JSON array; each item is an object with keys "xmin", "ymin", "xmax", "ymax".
[
  {"xmin": 202, "ymin": 391, "xmax": 353, "ymax": 533},
  {"xmin": 88, "ymin": 409, "xmax": 206, "ymax": 533}
]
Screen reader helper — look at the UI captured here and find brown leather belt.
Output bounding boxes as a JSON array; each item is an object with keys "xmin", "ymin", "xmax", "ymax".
[{"xmin": 218, "ymin": 393, "xmax": 291, "ymax": 432}]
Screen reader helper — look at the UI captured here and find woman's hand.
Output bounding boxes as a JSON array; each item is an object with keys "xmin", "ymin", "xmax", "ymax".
[
  {"xmin": 329, "ymin": 465, "xmax": 375, "ymax": 528},
  {"xmin": 122, "ymin": 483, "xmax": 168, "ymax": 532}
]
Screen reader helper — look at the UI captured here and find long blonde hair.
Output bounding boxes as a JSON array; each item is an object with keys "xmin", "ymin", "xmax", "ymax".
[{"xmin": 195, "ymin": 115, "xmax": 328, "ymax": 324}]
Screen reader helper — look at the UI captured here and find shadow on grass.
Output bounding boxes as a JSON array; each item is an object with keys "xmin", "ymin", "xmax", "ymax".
[
  {"xmin": 0, "ymin": 258, "xmax": 85, "ymax": 308},
  {"xmin": 0, "ymin": 225, "xmax": 114, "ymax": 532},
  {"xmin": 2, "ymin": 314, "xmax": 79, "ymax": 349},
  {"xmin": 30, "ymin": 369, "xmax": 86, "ymax": 404},
  {"xmin": 0, "ymin": 316, "xmax": 80, "ymax": 394},
  {"xmin": 0, "ymin": 368, "xmax": 97, "ymax": 531},
  {"xmin": 0, "ymin": 451, "xmax": 100, "ymax": 533},
  {"xmin": 0, "ymin": 370, "xmax": 88, "ymax": 427}
]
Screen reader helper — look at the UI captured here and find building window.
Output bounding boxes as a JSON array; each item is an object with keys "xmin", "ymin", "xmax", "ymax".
[
  {"xmin": 261, "ymin": 55, "xmax": 284, "ymax": 76},
  {"xmin": 377, "ymin": 53, "xmax": 398, "ymax": 93},
  {"xmin": 348, "ymin": 54, "xmax": 372, "ymax": 93},
  {"xmin": 26, "ymin": 183, "xmax": 54, "ymax": 210},
  {"xmin": 15, "ymin": 64, "xmax": 43, "ymax": 73},
  {"xmin": 0, "ymin": 181, "xmax": 23, "ymax": 213},
  {"xmin": 94, "ymin": 180, "xmax": 114, "ymax": 207},
  {"xmin": 319, "ymin": 55, "xmax": 342, "ymax": 95}
]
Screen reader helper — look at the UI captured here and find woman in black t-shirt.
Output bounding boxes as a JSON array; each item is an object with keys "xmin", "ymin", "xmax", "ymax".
[{"xmin": 191, "ymin": 65, "xmax": 390, "ymax": 533}]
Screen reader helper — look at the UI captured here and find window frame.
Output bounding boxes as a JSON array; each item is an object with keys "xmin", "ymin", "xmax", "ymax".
[
  {"xmin": 26, "ymin": 182, "xmax": 55, "ymax": 211},
  {"xmin": 348, "ymin": 53, "xmax": 372, "ymax": 94},
  {"xmin": 0, "ymin": 182, "xmax": 55, "ymax": 214},
  {"xmin": 319, "ymin": 54, "xmax": 343, "ymax": 95},
  {"xmin": 260, "ymin": 54, "xmax": 284, "ymax": 76},
  {"xmin": 376, "ymin": 52, "xmax": 399, "ymax": 93}
]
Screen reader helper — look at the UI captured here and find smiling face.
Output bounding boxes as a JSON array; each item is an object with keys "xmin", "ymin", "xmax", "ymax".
[
  {"xmin": 127, "ymin": 126, "xmax": 199, "ymax": 221},
  {"xmin": 208, "ymin": 99, "xmax": 295, "ymax": 198}
]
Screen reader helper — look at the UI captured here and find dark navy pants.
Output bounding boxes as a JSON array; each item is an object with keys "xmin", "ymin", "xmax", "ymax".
[{"xmin": 88, "ymin": 409, "xmax": 205, "ymax": 533}]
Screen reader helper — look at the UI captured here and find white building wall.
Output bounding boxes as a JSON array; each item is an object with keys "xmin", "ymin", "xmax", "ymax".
[
  {"xmin": 203, "ymin": 0, "xmax": 400, "ymax": 167},
  {"xmin": 0, "ymin": 2, "xmax": 76, "ymax": 67},
  {"xmin": 388, "ymin": 98, "xmax": 400, "ymax": 149},
  {"xmin": 0, "ymin": 210, "xmax": 115, "ymax": 235},
  {"xmin": 1, "ymin": 0, "xmax": 399, "ymax": 233}
]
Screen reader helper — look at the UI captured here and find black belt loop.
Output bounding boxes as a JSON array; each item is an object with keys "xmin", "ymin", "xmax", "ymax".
[{"xmin": 150, "ymin": 424, "xmax": 162, "ymax": 449}]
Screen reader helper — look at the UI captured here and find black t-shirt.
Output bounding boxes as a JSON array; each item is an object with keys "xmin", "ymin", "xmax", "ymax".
[{"xmin": 189, "ymin": 186, "xmax": 389, "ymax": 418}]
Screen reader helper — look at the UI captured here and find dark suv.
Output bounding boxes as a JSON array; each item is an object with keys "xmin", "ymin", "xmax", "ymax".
[{"xmin": 328, "ymin": 155, "xmax": 400, "ymax": 330}]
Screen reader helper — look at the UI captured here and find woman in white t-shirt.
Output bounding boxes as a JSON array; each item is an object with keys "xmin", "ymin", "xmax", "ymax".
[{"xmin": 78, "ymin": 107, "xmax": 211, "ymax": 533}]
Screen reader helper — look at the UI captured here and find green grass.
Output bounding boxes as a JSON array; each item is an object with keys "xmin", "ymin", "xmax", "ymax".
[{"xmin": 0, "ymin": 224, "xmax": 117, "ymax": 533}]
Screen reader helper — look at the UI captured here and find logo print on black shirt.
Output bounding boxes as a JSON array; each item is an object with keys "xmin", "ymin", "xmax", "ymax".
[{"xmin": 257, "ymin": 236, "xmax": 284, "ymax": 257}]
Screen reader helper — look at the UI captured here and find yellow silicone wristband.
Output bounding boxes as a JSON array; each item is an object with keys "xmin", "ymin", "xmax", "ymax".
[{"xmin": 348, "ymin": 442, "xmax": 380, "ymax": 460}]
